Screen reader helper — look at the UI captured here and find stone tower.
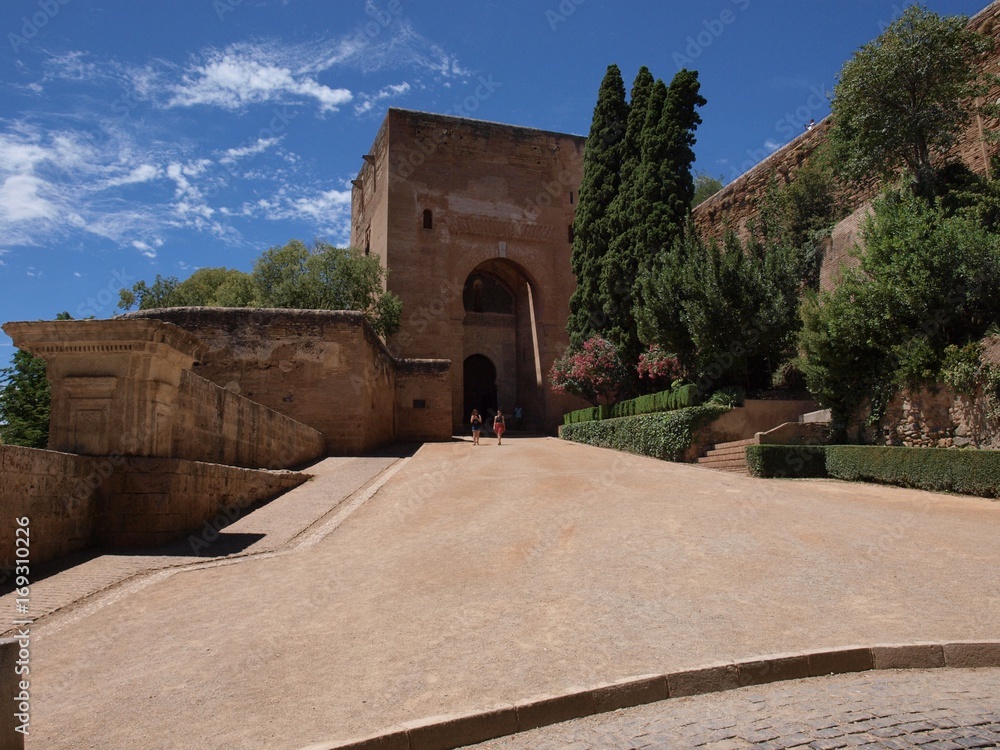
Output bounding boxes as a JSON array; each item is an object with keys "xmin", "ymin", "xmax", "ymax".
[{"xmin": 351, "ymin": 108, "xmax": 588, "ymax": 432}]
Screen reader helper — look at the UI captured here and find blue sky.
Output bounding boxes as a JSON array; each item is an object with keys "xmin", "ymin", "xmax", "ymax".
[{"xmin": 0, "ymin": 0, "xmax": 989, "ymax": 354}]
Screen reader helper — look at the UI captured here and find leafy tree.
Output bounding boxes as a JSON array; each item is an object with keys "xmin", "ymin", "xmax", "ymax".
[
  {"xmin": 118, "ymin": 267, "xmax": 258, "ymax": 311},
  {"xmin": 829, "ymin": 4, "xmax": 994, "ymax": 196},
  {"xmin": 0, "ymin": 349, "xmax": 50, "ymax": 448},
  {"xmin": 797, "ymin": 188, "xmax": 1000, "ymax": 437},
  {"xmin": 638, "ymin": 229, "xmax": 801, "ymax": 394},
  {"xmin": 119, "ymin": 241, "xmax": 401, "ymax": 337},
  {"xmin": 751, "ymin": 148, "xmax": 847, "ymax": 289},
  {"xmin": 549, "ymin": 335, "xmax": 629, "ymax": 406},
  {"xmin": 567, "ymin": 64, "xmax": 629, "ymax": 349},
  {"xmin": 252, "ymin": 241, "xmax": 401, "ymax": 337},
  {"xmin": 692, "ymin": 172, "xmax": 724, "ymax": 207}
]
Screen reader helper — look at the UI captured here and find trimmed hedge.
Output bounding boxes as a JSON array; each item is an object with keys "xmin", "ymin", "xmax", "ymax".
[
  {"xmin": 825, "ymin": 445, "xmax": 1000, "ymax": 498},
  {"xmin": 562, "ymin": 384, "xmax": 700, "ymax": 426},
  {"xmin": 746, "ymin": 444, "xmax": 1000, "ymax": 498},
  {"xmin": 563, "ymin": 404, "xmax": 611, "ymax": 425},
  {"xmin": 746, "ymin": 444, "xmax": 828, "ymax": 478},
  {"xmin": 611, "ymin": 383, "xmax": 701, "ymax": 419},
  {"xmin": 559, "ymin": 405, "xmax": 730, "ymax": 462}
]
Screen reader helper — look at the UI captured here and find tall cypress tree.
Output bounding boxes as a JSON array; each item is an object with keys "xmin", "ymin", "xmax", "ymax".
[
  {"xmin": 567, "ymin": 64, "xmax": 628, "ymax": 349},
  {"xmin": 599, "ymin": 72, "xmax": 661, "ymax": 395}
]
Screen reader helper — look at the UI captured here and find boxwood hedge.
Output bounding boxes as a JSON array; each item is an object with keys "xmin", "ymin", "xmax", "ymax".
[
  {"xmin": 746, "ymin": 444, "xmax": 1000, "ymax": 498},
  {"xmin": 559, "ymin": 405, "xmax": 730, "ymax": 462},
  {"xmin": 825, "ymin": 445, "xmax": 1000, "ymax": 498},
  {"xmin": 745, "ymin": 444, "xmax": 829, "ymax": 478}
]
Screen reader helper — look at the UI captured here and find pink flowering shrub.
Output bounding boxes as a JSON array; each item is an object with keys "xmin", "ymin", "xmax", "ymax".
[
  {"xmin": 549, "ymin": 335, "xmax": 628, "ymax": 406},
  {"xmin": 637, "ymin": 344, "xmax": 683, "ymax": 386}
]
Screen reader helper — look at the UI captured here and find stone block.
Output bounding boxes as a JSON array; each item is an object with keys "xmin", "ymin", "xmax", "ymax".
[
  {"xmin": 403, "ymin": 705, "xmax": 517, "ymax": 750},
  {"xmin": 872, "ymin": 643, "xmax": 945, "ymax": 670},
  {"xmin": 666, "ymin": 663, "xmax": 740, "ymax": 698},
  {"xmin": 942, "ymin": 641, "xmax": 1000, "ymax": 668},
  {"xmin": 591, "ymin": 674, "xmax": 668, "ymax": 713},
  {"xmin": 806, "ymin": 647, "xmax": 874, "ymax": 676},
  {"xmin": 735, "ymin": 654, "xmax": 810, "ymax": 687},
  {"xmin": 514, "ymin": 687, "xmax": 596, "ymax": 732}
]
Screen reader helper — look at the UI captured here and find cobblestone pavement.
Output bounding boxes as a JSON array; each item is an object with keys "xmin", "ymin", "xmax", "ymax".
[
  {"xmin": 0, "ymin": 454, "xmax": 400, "ymax": 637},
  {"xmin": 470, "ymin": 668, "xmax": 1000, "ymax": 750}
]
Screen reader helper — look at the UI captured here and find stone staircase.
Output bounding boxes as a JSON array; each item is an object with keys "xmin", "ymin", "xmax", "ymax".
[{"xmin": 696, "ymin": 436, "xmax": 760, "ymax": 475}]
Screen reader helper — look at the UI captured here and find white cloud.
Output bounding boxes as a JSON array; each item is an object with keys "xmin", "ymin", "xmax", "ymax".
[
  {"xmin": 0, "ymin": 174, "xmax": 57, "ymax": 222},
  {"xmin": 354, "ymin": 81, "xmax": 411, "ymax": 115},
  {"xmin": 165, "ymin": 48, "xmax": 352, "ymax": 113},
  {"xmin": 220, "ymin": 136, "xmax": 282, "ymax": 164},
  {"xmin": 764, "ymin": 139, "xmax": 784, "ymax": 152},
  {"xmin": 132, "ymin": 240, "xmax": 157, "ymax": 258},
  {"xmin": 106, "ymin": 163, "xmax": 160, "ymax": 187}
]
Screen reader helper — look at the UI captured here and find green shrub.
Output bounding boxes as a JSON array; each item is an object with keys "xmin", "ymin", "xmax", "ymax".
[
  {"xmin": 560, "ymin": 405, "xmax": 730, "ymax": 462},
  {"xmin": 610, "ymin": 383, "xmax": 701, "ymax": 419},
  {"xmin": 826, "ymin": 445, "xmax": 1000, "ymax": 498},
  {"xmin": 708, "ymin": 385, "xmax": 745, "ymax": 407},
  {"xmin": 746, "ymin": 444, "xmax": 828, "ymax": 478},
  {"xmin": 562, "ymin": 404, "xmax": 611, "ymax": 425}
]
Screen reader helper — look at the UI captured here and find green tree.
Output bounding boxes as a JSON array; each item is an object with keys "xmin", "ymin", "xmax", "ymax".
[
  {"xmin": 567, "ymin": 64, "xmax": 629, "ymax": 349},
  {"xmin": 692, "ymin": 172, "xmax": 724, "ymax": 208},
  {"xmin": 118, "ymin": 241, "xmax": 401, "ymax": 337},
  {"xmin": 0, "ymin": 349, "xmax": 50, "ymax": 448},
  {"xmin": 829, "ymin": 4, "xmax": 994, "ymax": 196},
  {"xmin": 639, "ymin": 229, "xmax": 801, "ymax": 394},
  {"xmin": 797, "ymin": 188, "xmax": 1000, "ymax": 437},
  {"xmin": 751, "ymin": 148, "xmax": 846, "ymax": 289},
  {"xmin": 600, "ymin": 69, "xmax": 705, "ymax": 397},
  {"xmin": 252, "ymin": 241, "xmax": 401, "ymax": 336},
  {"xmin": 118, "ymin": 267, "xmax": 259, "ymax": 311}
]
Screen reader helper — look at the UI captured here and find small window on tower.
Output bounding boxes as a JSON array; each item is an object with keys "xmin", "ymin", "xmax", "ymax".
[
  {"xmin": 568, "ymin": 224, "xmax": 574, "ymax": 243},
  {"xmin": 423, "ymin": 209, "xmax": 433, "ymax": 229}
]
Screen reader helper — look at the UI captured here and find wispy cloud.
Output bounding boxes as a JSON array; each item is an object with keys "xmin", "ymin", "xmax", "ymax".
[{"xmin": 354, "ymin": 81, "xmax": 411, "ymax": 115}]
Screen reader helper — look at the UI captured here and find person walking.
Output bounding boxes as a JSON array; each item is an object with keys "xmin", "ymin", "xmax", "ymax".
[
  {"xmin": 470, "ymin": 409, "xmax": 483, "ymax": 445},
  {"xmin": 493, "ymin": 408, "xmax": 506, "ymax": 445}
]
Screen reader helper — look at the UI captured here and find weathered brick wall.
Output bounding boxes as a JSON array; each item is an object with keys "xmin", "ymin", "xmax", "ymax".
[
  {"xmin": 0, "ymin": 446, "xmax": 104, "ymax": 567},
  {"xmin": 174, "ymin": 369, "xmax": 326, "ymax": 468},
  {"xmin": 98, "ymin": 457, "xmax": 309, "ymax": 549}
]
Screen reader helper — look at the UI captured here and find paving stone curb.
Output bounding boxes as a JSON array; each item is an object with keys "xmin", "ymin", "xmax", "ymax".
[{"xmin": 299, "ymin": 641, "xmax": 1000, "ymax": 750}]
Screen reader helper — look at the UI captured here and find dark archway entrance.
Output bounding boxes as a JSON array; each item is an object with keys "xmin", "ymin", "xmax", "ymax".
[{"xmin": 463, "ymin": 354, "xmax": 497, "ymax": 424}]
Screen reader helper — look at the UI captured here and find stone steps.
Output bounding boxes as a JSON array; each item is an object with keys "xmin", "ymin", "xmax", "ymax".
[{"xmin": 696, "ymin": 436, "xmax": 760, "ymax": 475}]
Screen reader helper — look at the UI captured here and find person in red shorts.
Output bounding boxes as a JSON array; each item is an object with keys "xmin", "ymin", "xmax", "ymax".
[{"xmin": 493, "ymin": 408, "xmax": 506, "ymax": 445}]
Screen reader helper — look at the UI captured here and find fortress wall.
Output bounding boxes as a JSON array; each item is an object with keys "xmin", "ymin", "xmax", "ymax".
[
  {"xmin": 98, "ymin": 458, "xmax": 309, "ymax": 549},
  {"xmin": 0, "ymin": 446, "xmax": 100, "ymax": 568},
  {"xmin": 173, "ymin": 369, "xmax": 326, "ymax": 469},
  {"xmin": 126, "ymin": 308, "xmax": 451, "ymax": 453},
  {"xmin": 0, "ymin": 444, "xmax": 312, "ymax": 562}
]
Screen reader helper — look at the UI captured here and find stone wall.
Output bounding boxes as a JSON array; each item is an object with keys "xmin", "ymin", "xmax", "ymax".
[
  {"xmin": 0, "ymin": 445, "xmax": 312, "ymax": 567},
  {"xmin": 174, "ymin": 369, "xmax": 326, "ymax": 468},
  {"xmin": 2, "ymin": 318, "xmax": 326, "ymax": 470},
  {"xmin": 125, "ymin": 308, "xmax": 452, "ymax": 453},
  {"xmin": 0, "ymin": 446, "xmax": 102, "ymax": 567},
  {"xmin": 394, "ymin": 359, "xmax": 452, "ymax": 442},
  {"xmin": 865, "ymin": 385, "xmax": 1000, "ymax": 449},
  {"xmin": 98, "ymin": 457, "xmax": 308, "ymax": 549}
]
